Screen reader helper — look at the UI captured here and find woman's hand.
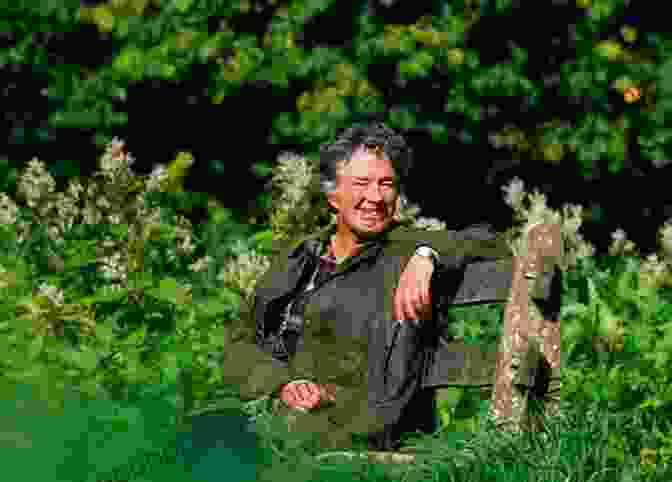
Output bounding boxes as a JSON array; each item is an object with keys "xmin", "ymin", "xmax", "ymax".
[
  {"xmin": 393, "ymin": 253, "xmax": 435, "ymax": 322},
  {"xmin": 280, "ymin": 380, "xmax": 336, "ymax": 412}
]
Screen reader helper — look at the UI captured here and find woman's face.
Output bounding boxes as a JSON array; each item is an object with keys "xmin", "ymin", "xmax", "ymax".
[{"xmin": 327, "ymin": 147, "xmax": 399, "ymax": 240}]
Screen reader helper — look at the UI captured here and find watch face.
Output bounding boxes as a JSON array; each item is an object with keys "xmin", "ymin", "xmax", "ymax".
[{"xmin": 416, "ymin": 246, "xmax": 436, "ymax": 260}]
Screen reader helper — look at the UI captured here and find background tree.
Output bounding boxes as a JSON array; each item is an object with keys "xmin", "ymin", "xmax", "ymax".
[{"xmin": 2, "ymin": 0, "xmax": 672, "ymax": 256}]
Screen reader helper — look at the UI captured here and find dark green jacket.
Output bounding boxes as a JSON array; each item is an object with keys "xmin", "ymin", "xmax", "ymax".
[{"xmin": 222, "ymin": 220, "xmax": 559, "ymax": 451}]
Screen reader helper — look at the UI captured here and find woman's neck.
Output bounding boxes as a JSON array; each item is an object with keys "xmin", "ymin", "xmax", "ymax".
[{"xmin": 329, "ymin": 232, "xmax": 363, "ymax": 260}]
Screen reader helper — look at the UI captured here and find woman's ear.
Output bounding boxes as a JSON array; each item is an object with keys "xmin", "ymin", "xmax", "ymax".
[
  {"xmin": 392, "ymin": 196, "xmax": 403, "ymax": 222},
  {"xmin": 326, "ymin": 190, "xmax": 340, "ymax": 213}
]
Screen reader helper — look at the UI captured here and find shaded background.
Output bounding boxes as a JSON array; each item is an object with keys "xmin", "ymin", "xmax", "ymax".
[{"xmin": 2, "ymin": 0, "xmax": 672, "ymax": 255}]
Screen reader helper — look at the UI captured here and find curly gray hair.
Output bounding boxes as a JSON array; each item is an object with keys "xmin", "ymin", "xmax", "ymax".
[{"xmin": 318, "ymin": 122, "xmax": 414, "ymax": 213}]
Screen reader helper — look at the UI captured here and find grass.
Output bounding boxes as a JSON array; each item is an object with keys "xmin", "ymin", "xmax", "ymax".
[
  {"xmin": 2, "ymin": 373, "xmax": 667, "ymax": 482},
  {"xmin": 242, "ymin": 392, "xmax": 669, "ymax": 482}
]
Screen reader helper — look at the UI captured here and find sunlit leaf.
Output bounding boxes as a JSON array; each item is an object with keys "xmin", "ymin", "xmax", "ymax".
[{"xmin": 27, "ymin": 335, "xmax": 44, "ymax": 361}]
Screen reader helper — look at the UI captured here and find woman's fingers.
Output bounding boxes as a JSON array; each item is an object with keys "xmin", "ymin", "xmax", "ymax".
[
  {"xmin": 289, "ymin": 382, "xmax": 320, "ymax": 409},
  {"xmin": 280, "ymin": 381, "xmax": 337, "ymax": 412}
]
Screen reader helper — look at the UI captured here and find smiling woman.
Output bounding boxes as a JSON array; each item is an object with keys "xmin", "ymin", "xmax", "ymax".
[{"xmin": 325, "ymin": 143, "xmax": 403, "ymax": 258}]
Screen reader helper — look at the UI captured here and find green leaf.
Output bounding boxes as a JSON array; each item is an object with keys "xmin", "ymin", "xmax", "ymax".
[
  {"xmin": 594, "ymin": 40, "xmax": 623, "ymax": 60},
  {"xmin": 123, "ymin": 326, "xmax": 146, "ymax": 347},
  {"xmin": 173, "ymin": 0, "xmax": 194, "ymax": 13},
  {"xmin": 219, "ymin": 287, "xmax": 242, "ymax": 307},
  {"xmin": 108, "ymin": 223, "xmax": 131, "ymax": 239},
  {"xmin": 77, "ymin": 285, "xmax": 128, "ymax": 305},
  {"xmin": 161, "ymin": 353, "xmax": 180, "ymax": 385},
  {"xmin": 195, "ymin": 298, "xmax": 231, "ymax": 318},
  {"xmin": 94, "ymin": 320, "xmax": 115, "ymax": 345},
  {"xmin": 251, "ymin": 229, "xmax": 274, "ymax": 250},
  {"xmin": 176, "ymin": 350, "xmax": 193, "ymax": 369},
  {"xmin": 27, "ymin": 335, "xmax": 44, "ymax": 361},
  {"xmin": 61, "ymin": 240, "xmax": 99, "ymax": 270},
  {"xmin": 250, "ymin": 162, "xmax": 273, "ymax": 179},
  {"xmin": 73, "ymin": 347, "xmax": 100, "ymax": 372},
  {"xmin": 127, "ymin": 271, "xmax": 156, "ymax": 291},
  {"xmin": 112, "ymin": 47, "xmax": 145, "ymax": 81},
  {"xmin": 146, "ymin": 277, "xmax": 182, "ymax": 305}
]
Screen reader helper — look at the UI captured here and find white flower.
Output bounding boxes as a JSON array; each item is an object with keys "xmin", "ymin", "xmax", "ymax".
[
  {"xmin": 0, "ymin": 193, "xmax": 19, "ymax": 225},
  {"xmin": 50, "ymin": 192, "xmax": 79, "ymax": 232},
  {"xmin": 97, "ymin": 196, "xmax": 112, "ymax": 210},
  {"xmin": 86, "ymin": 182, "xmax": 99, "ymax": 199},
  {"xmin": 501, "ymin": 177, "xmax": 596, "ymax": 270},
  {"xmin": 525, "ymin": 190, "xmax": 552, "ymax": 224},
  {"xmin": 177, "ymin": 234, "xmax": 196, "ymax": 256},
  {"xmin": 99, "ymin": 251, "xmax": 127, "ymax": 283},
  {"xmin": 561, "ymin": 205, "xmax": 583, "ymax": 235},
  {"xmin": 502, "ymin": 177, "xmax": 526, "ymax": 211},
  {"xmin": 47, "ymin": 225, "xmax": 62, "ymax": 244},
  {"xmin": 218, "ymin": 249, "xmax": 271, "ymax": 299},
  {"xmin": 659, "ymin": 221, "xmax": 672, "ymax": 260},
  {"xmin": 37, "ymin": 283, "xmax": 65, "ymax": 306},
  {"xmin": 189, "ymin": 256, "xmax": 213, "ymax": 273},
  {"xmin": 273, "ymin": 152, "xmax": 314, "ymax": 208},
  {"xmin": 16, "ymin": 224, "xmax": 32, "ymax": 244},
  {"xmin": 146, "ymin": 164, "xmax": 168, "ymax": 192},
  {"xmin": 67, "ymin": 179, "xmax": 84, "ymax": 201},
  {"xmin": 82, "ymin": 203, "xmax": 103, "ymax": 225},
  {"xmin": 17, "ymin": 158, "xmax": 56, "ymax": 208},
  {"xmin": 610, "ymin": 225, "xmax": 625, "ymax": 243},
  {"xmin": 413, "ymin": 216, "xmax": 446, "ymax": 231},
  {"xmin": 609, "ymin": 228, "xmax": 637, "ymax": 256},
  {"xmin": 575, "ymin": 240, "xmax": 596, "ymax": 260}
]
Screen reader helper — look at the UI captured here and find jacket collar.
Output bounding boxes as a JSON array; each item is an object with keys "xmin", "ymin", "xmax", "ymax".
[{"xmin": 289, "ymin": 218, "xmax": 401, "ymax": 266}]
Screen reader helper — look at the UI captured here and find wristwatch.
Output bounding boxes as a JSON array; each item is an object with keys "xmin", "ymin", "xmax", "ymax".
[{"xmin": 414, "ymin": 245, "xmax": 440, "ymax": 266}]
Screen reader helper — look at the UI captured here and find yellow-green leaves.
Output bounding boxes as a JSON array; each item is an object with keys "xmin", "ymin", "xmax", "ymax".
[
  {"xmin": 584, "ymin": 0, "xmax": 618, "ymax": 22},
  {"xmin": 587, "ymin": 278, "xmax": 626, "ymax": 353},
  {"xmin": 611, "ymin": 75, "xmax": 635, "ymax": 93},
  {"xmin": 62, "ymin": 345, "xmax": 100, "ymax": 373},
  {"xmin": 398, "ymin": 50, "xmax": 435, "ymax": 79},
  {"xmin": 147, "ymin": 277, "xmax": 192, "ymax": 306},
  {"xmin": 112, "ymin": 47, "xmax": 145, "ymax": 80},
  {"xmin": 88, "ymin": 5, "xmax": 116, "ymax": 33},
  {"xmin": 27, "ymin": 335, "xmax": 45, "ymax": 361},
  {"xmin": 620, "ymin": 25, "xmax": 637, "ymax": 43},
  {"xmin": 606, "ymin": 128, "xmax": 626, "ymax": 171},
  {"xmin": 594, "ymin": 40, "xmax": 623, "ymax": 61},
  {"xmin": 542, "ymin": 143, "xmax": 566, "ymax": 163},
  {"xmin": 173, "ymin": 0, "xmax": 194, "ymax": 13},
  {"xmin": 161, "ymin": 151, "xmax": 194, "ymax": 193},
  {"xmin": 445, "ymin": 48, "xmax": 465, "ymax": 66}
]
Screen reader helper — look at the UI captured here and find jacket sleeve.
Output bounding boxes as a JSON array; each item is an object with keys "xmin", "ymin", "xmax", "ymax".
[
  {"xmin": 220, "ymin": 248, "xmax": 297, "ymax": 401},
  {"xmin": 408, "ymin": 223, "xmax": 559, "ymax": 306}
]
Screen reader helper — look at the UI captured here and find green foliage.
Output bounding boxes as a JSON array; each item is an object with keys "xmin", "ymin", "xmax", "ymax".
[
  {"xmin": 559, "ymin": 253, "xmax": 672, "ymax": 473},
  {"xmin": 4, "ymin": 1, "xmax": 672, "ymax": 473},
  {"xmin": 2, "ymin": 139, "xmax": 672, "ymax": 481},
  {"xmin": 0, "ymin": 141, "xmax": 248, "ymax": 416},
  {"xmin": 4, "ymin": 0, "xmax": 672, "ymax": 179}
]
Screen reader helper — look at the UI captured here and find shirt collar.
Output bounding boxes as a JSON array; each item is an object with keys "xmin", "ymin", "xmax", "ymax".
[{"xmin": 289, "ymin": 217, "xmax": 400, "ymax": 262}]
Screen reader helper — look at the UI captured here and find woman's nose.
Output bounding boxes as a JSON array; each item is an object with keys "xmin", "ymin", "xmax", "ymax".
[{"xmin": 362, "ymin": 183, "xmax": 385, "ymax": 202}]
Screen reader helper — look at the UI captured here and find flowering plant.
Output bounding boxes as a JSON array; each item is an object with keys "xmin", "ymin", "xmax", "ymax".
[{"xmin": 0, "ymin": 139, "xmax": 240, "ymax": 410}]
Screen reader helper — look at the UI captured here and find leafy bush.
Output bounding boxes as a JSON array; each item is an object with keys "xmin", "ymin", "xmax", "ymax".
[
  {"xmin": 3, "ymin": 135, "xmax": 672, "ymax": 480},
  {"xmin": 0, "ymin": 138, "xmax": 246, "ymax": 413}
]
